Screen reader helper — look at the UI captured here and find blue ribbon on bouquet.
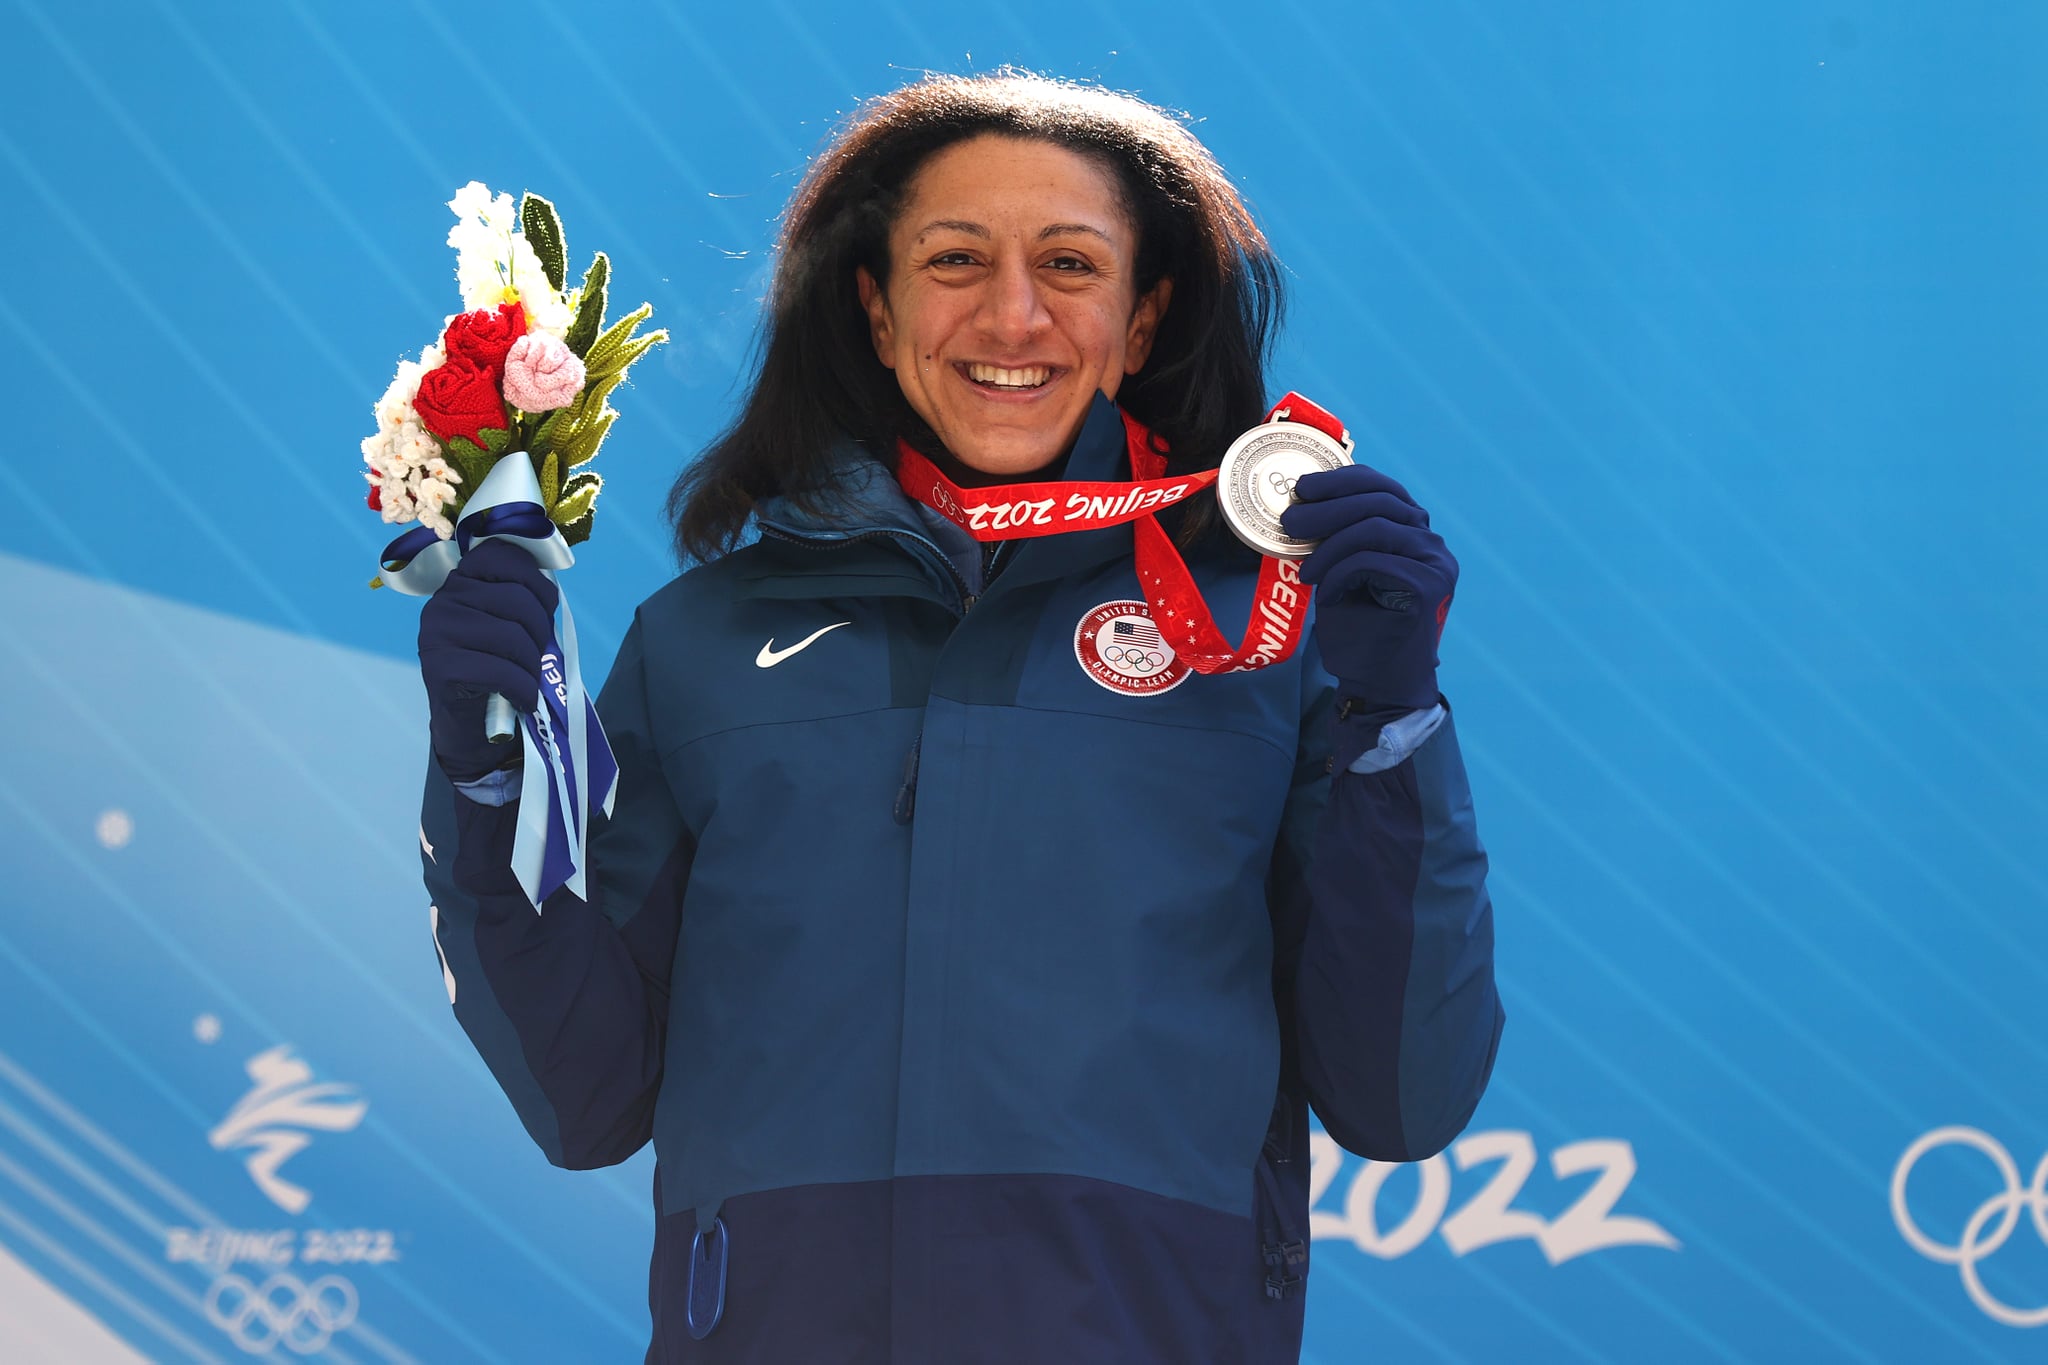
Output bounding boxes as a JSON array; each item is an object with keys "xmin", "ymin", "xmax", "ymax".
[{"xmin": 378, "ymin": 455, "xmax": 619, "ymax": 912}]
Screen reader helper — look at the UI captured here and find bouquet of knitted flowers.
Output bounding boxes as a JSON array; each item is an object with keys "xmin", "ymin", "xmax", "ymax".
[
  {"xmin": 364, "ymin": 181, "xmax": 665, "ymax": 580},
  {"xmin": 360, "ymin": 182, "xmax": 664, "ymax": 908}
]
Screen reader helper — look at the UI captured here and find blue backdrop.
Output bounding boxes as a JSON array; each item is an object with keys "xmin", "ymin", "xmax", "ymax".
[{"xmin": 3, "ymin": 1, "xmax": 2045, "ymax": 1361}]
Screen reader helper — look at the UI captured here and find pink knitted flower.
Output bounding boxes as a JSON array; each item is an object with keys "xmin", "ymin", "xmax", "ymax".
[{"xmin": 501, "ymin": 332, "xmax": 587, "ymax": 413}]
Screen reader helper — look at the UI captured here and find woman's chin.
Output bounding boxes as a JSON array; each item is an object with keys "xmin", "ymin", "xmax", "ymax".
[{"xmin": 938, "ymin": 412, "xmax": 1087, "ymax": 479}]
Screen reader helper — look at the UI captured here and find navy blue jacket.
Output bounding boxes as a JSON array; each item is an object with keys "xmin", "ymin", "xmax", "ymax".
[{"xmin": 418, "ymin": 395, "xmax": 1503, "ymax": 1363}]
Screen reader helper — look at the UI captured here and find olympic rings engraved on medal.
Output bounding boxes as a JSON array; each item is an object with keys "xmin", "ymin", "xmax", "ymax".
[
  {"xmin": 1215, "ymin": 424, "xmax": 1352, "ymax": 559},
  {"xmin": 1892, "ymin": 1127, "xmax": 2048, "ymax": 1327},
  {"xmin": 204, "ymin": 1271, "xmax": 359, "ymax": 1354}
]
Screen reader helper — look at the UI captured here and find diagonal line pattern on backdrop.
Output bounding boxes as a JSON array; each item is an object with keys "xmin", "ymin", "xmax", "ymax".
[
  {"xmin": 1482, "ymin": 1074, "xmax": 1857, "ymax": 1363},
  {"xmin": 1329, "ymin": 386, "xmax": 2048, "ymax": 1078},
  {"xmin": 1364, "ymin": 0, "xmax": 2048, "ymax": 771},
  {"xmin": 1196, "ymin": 16, "xmax": 2048, "ymax": 930},
  {"xmin": 1460, "ymin": 732, "xmax": 2028, "ymax": 1142},
  {"xmin": 1496, "ymin": 972, "xmax": 1997, "ymax": 1361},
  {"xmin": 0, "ymin": 1186, "xmax": 229, "ymax": 1365},
  {"xmin": 1283, "ymin": 0, "xmax": 2048, "ymax": 827},
  {"xmin": 0, "ymin": 533, "xmax": 653, "ymax": 1225},
  {"xmin": 1436, "ymin": 0, "xmax": 2048, "ymax": 749},
  {"xmin": 0, "ymin": 1083, "xmax": 419, "ymax": 1365},
  {"xmin": 0, "ymin": 919, "xmax": 500, "ymax": 1362},
  {"xmin": 0, "ymin": 771, "xmax": 647, "ymax": 1346},
  {"xmin": 0, "ymin": 1145, "xmax": 339, "ymax": 1365},
  {"xmin": 1277, "ymin": 314, "xmax": 2048, "ymax": 992}
]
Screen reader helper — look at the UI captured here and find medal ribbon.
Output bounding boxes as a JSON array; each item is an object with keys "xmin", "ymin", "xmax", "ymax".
[{"xmin": 896, "ymin": 394, "xmax": 1341, "ymax": 674}]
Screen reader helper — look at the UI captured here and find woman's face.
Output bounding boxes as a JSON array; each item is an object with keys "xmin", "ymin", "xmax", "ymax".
[{"xmin": 857, "ymin": 134, "xmax": 1173, "ymax": 477}]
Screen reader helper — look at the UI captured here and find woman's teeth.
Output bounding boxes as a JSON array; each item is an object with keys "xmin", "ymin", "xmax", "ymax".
[{"xmin": 966, "ymin": 363, "xmax": 1052, "ymax": 390}]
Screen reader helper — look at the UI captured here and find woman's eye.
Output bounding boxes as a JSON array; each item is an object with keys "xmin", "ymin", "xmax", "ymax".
[
  {"xmin": 930, "ymin": 251, "xmax": 976, "ymax": 267},
  {"xmin": 1047, "ymin": 255, "xmax": 1092, "ymax": 273}
]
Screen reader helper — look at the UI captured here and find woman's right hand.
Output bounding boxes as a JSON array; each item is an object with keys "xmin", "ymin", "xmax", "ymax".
[{"xmin": 417, "ymin": 538, "xmax": 562, "ymax": 782}]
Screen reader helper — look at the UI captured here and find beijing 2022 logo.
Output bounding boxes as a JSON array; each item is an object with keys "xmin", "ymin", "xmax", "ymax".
[
  {"xmin": 1892, "ymin": 1126, "xmax": 2048, "ymax": 1327},
  {"xmin": 167, "ymin": 1032, "xmax": 401, "ymax": 1355}
]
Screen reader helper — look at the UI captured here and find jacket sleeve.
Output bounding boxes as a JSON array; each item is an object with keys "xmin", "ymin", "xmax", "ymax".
[
  {"xmin": 1268, "ymin": 645, "xmax": 1504, "ymax": 1163},
  {"xmin": 419, "ymin": 608, "xmax": 692, "ymax": 1170}
]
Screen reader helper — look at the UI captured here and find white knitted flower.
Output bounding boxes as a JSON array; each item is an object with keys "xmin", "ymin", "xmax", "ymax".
[
  {"xmin": 362, "ymin": 348, "xmax": 464, "ymax": 537},
  {"xmin": 447, "ymin": 181, "xmax": 572, "ymax": 336},
  {"xmin": 507, "ymin": 234, "xmax": 573, "ymax": 338},
  {"xmin": 448, "ymin": 182, "xmax": 516, "ymax": 305},
  {"xmin": 450, "ymin": 181, "xmax": 514, "ymax": 234}
]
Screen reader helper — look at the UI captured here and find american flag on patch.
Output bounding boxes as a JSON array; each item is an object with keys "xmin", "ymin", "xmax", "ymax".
[{"xmin": 1112, "ymin": 619, "xmax": 1164, "ymax": 648}]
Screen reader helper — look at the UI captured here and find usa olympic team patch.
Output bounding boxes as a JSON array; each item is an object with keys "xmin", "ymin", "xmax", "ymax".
[{"xmin": 1074, "ymin": 600, "xmax": 1191, "ymax": 696}]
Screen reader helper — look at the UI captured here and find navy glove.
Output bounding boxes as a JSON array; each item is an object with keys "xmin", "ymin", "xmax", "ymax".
[
  {"xmin": 416, "ymin": 538, "xmax": 560, "ymax": 783},
  {"xmin": 1278, "ymin": 463, "xmax": 1457, "ymax": 715}
]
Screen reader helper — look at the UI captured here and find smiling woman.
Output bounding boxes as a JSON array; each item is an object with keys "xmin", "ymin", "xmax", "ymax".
[{"xmin": 413, "ymin": 68, "xmax": 1502, "ymax": 1365}]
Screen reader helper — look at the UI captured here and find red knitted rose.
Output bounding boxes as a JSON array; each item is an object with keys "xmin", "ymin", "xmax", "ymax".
[
  {"xmin": 413, "ymin": 356, "xmax": 509, "ymax": 447},
  {"xmin": 441, "ymin": 302, "xmax": 527, "ymax": 375}
]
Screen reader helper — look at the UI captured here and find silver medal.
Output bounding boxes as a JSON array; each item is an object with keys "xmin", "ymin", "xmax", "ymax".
[{"xmin": 1215, "ymin": 417, "xmax": 1355, "ymax": 559}]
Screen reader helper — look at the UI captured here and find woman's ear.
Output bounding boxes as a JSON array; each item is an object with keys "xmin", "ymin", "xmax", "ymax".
[
  {"xmin": 855, "ymin": 266, "xmax": 896, "ymax": 369},
  {"xmin": 1124, "ymin": 276, "xmax": 1174, "ymax": 374}
]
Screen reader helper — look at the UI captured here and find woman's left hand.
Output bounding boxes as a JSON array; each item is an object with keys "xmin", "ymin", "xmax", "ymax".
[{"xmin": 1278, "ymin": 463, "xmax": 1457, "ymax": 712}]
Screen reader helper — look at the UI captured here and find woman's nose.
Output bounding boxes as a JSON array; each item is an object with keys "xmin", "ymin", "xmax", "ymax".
[{"xmin": 976, "ymin": 255, "xmax": 1050, "ymax": 344}]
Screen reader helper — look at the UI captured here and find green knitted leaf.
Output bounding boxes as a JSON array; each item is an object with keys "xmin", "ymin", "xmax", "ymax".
[
  {"xmin": 600, "ymin": 332, "xmax": 665, "ymax": 382},
  {"xmin": 562, "ymin": 408, "xmax": 615, "ymax": 470},
  {"xmin": 519, "ymin": 192, "xmax": 567, "ymax": 293},
  {"xmin": 442, "ymin": 435, "xmax": 494, "ymax": 490},
  {"xmin": 552, "ymin": 470, "xmax": 600, "ymax": 527},
  {"xmin": 526, "ymin": 408, "xmax": 568, "ymax": 461},
  {"xmin": 536, "ymin": 450, "xmax": 561, "ymax": 508},
  {"xmin": 564, "ymin": 251, "xmax": 609, "ymax": 358},
  {"xmin": 559, "ymin": 508, "xmax": 595, "ymax": 547},
  {"xmin": 583, "ymin": 302, "xmax": 654, "ymax": 372},
  {"xmin": 576, "ymin": 369, "xmax": 625, "ymax": 421},
  {"xmin": 477, "ymin": 424, "xmax": 512, "ymax": 456}
]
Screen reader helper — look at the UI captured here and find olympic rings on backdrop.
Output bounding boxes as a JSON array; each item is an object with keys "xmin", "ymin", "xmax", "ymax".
[
  {"xmin": 1891, "ymin": 1126, "xmax": 2048, "ymax": 1328},
  {"xmin": 204, "ymin": 1271, "xmax": 359, "ymax": 1354}
]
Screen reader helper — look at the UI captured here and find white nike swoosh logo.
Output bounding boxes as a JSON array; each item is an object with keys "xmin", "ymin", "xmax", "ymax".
[{"xmin": 755, "ymin": 621, "xmax": 851, "ymax": 668}]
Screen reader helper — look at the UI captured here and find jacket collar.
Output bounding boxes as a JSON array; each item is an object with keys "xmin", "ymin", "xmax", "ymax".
[
  {"xmin": 749, "ymin": 390, "xmax": 1139, "ymax": 597},
  {"xmin": 754, "ymin": 389, "xmax": 1133, "ymax": 536}
]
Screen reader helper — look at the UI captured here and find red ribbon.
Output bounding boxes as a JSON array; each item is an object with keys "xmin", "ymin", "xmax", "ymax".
[{"xmin": 896, "ymin": 395, "xmax": 1338, "ymax": 674}]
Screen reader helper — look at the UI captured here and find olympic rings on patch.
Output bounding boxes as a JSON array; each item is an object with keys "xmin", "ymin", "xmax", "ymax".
[
  {"xmin": 1101, "ymin": 645, "xmax": 1165, "ymax": 673},
  {"xmin": 1891, "ymin": 1126, "xmax": 2048, "ymax": 1328},
  {"xmin": 1097, "ymin": 650, "xmax": 1163, "ymax": 675},
  {"xmin": 205, "ymin": 1271, "xmax": 359, "ymax": 1354}
]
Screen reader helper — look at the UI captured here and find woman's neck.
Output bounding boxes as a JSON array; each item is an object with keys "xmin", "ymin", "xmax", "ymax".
[{"xmin": 922, "ymin": 443, "xmax": 1070, "ymax": 489}]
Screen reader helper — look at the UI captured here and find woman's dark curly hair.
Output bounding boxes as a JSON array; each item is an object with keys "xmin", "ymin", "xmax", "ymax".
[{"xmin": 667, "ymin": 69, "xmax": 1285, "ymax": 563}]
